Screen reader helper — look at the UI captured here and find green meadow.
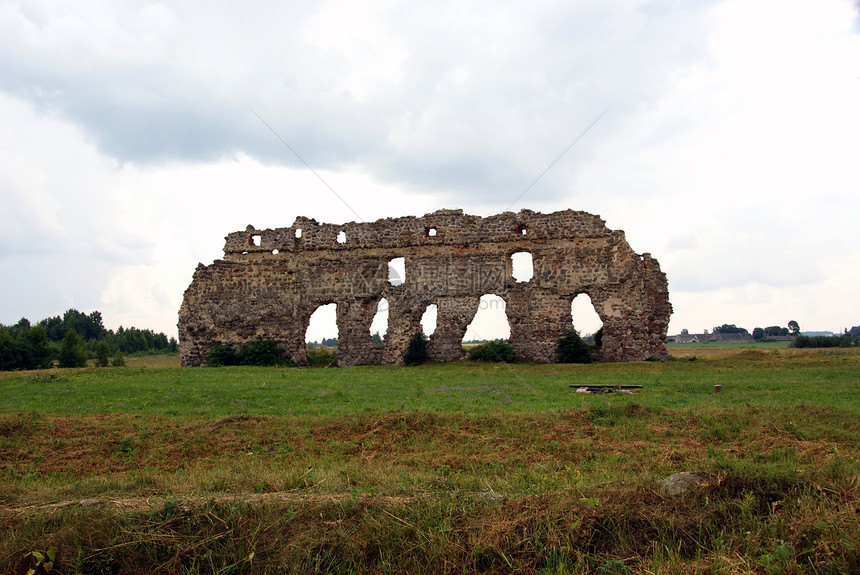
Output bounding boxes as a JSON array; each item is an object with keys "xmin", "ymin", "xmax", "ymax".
[{"xmin": 1, "ymin": 346, "xmax": 858, "ymax": 574}]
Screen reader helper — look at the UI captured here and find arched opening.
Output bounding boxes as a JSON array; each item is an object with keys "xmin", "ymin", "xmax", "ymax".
[
  {"xmin": 337, "ymin": 231, "xmax": 347, "ymax": 244},
  {"xmin": 511, "ymin": 251, "xmax": 533, "ymax": 282},
  {"xmin": 305, "ymin": 303, "xmax": 338, "ymax": 346},
  {"xmin": 388, "ymin": 257, "xmax": 405, "ymax": 285},
  {"xmin": 249, "ymin": 234, "xmax": 261, "ymax": 246},
  {"xmin": 369, "ymin": 298, "xmax": 389, "ymax": 345},
  {"xmin": 295, "ymin": 229, "xmax": 302, "ymax": 238},
  {"xmin": 463, "ymin": 294, "xmax": 510, "ymax": 342},
  {"xmin": 571, "ymin": 294, "xmax": 603, "ymax": 344},
  {"xmin": 421, "ymin": 304, "xmax": 437, "ymax": 336},
  {"xmin": 426, "ymin": 227, "xmax": 437, "ymax": 237}
]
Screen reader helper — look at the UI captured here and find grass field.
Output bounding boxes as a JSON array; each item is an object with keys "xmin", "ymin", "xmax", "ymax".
[{"xmin": 1, "ymin": 346, "xmax": 858, "ymax": 574}]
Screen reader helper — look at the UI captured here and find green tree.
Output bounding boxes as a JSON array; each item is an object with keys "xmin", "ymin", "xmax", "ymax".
[
  {"xmin": 58, "ymin": 329, "xmax": 88, "ymax": 368},
  {"xmin": 0, "ymin": 327, "xmax": 17, "ymax": 370},
  {"xmin": 752, "ymin": 327, "xmax": 765, "ymax": 340},
  {"xmin": 95, "ymin": 340, "xmax": 110, "ymax": 367},
  {"xmin": 788, "ymin": 320, "xmax": 800, "ymax": 335},
  {"xmin": 111, "ymin": 349, "xmax": 126, "ymax": 367},
  {"xmin": 712, "ymin": 324, "xmax": 748, "ymax": 334},
  {"xmin": 24, "ymin": 325, "xmax": 52, "ymax": 369}
]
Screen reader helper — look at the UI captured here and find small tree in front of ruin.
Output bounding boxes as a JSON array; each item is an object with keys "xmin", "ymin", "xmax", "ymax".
[
  {"xmin": 403, "ymin": 332, "xmax": 428, "ymax": 366},
  {"xmin": 557, "ymin": 329, "xmax": 592, "ymax": 364}
]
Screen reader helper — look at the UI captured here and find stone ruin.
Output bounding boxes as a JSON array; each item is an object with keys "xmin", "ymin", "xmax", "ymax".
[{"xmin": 178, "ymin": 209, "xmax": 672, "ymax": 366}]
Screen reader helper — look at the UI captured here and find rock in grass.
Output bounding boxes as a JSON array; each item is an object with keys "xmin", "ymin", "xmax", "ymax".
[
  {"xmin": 479, "ymin": 491, "xmax": 505, "ymax": 502},
  {"xmin": 659, "ymin": 472, "xmax": 699, "ymax": 496}
]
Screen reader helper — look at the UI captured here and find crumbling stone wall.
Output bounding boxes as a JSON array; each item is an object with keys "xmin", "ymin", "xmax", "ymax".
[{"xmin": 178, "ymin": 209, "xmax": 672, "ymax": 366}]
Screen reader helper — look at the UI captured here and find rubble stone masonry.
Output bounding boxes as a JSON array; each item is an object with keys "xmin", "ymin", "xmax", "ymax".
[{"xmin": 178, "ymin": 209, "xmax": 672, "ymax": 366}]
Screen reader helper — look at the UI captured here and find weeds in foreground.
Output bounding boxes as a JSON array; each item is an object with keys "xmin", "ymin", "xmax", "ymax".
[{"xmin": 1, "ymin": 404, "xmax": 858, "ymax": 573}]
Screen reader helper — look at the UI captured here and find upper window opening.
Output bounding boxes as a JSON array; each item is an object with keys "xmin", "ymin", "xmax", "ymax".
[
  {"xmin": 272, "ymin": 249, "xmax": 279, "ymax": 255},
  {"xmin": 511, "ymin": 252, "xmax": 533, "ymax": 283},
  {"xmin": 517, "ymin": 225, "xmax": 528, "ymax": 235},
  {"xmin": 427, "ymin": 227, "xmax": 437, "ymax": 237},
  {"xmin": 337, "ymin": 231, "xmax": 347, "ymax": 244},
  {"xmin": 249, "ymin": 234, "xmax": 261, "ymax": 246},
  {"xmin": 388, "ymin": 257, "xmax": 405, "ymax": 286},
  {"xmin": 295, "ymin": 229, "xmax": 302, "ymax": 238}
]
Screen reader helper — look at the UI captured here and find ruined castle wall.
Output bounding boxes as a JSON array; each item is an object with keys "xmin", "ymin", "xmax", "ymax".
[{"xmin": 179, "ymin": 209, "xmax": 672, "ymax": 366}]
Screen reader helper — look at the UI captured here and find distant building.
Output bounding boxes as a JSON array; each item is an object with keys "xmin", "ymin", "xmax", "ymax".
[
  {"xmin": 669, "ymin": 332, "xmax": 755, "ymax": 343},
  {"xmin": 671, "ymin": 333, "xmax": 705, "ymax": 343},
  {"xmin": 707, "ymin": 332, "xmax": 753, "ymax": 343}
]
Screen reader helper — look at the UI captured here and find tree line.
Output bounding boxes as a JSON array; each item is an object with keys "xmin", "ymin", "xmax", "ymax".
[
  {"xmin": 0, "ymin": 309, "xmax": 178, "ymax": 371},
  {"xmin": 700, "ymin": 322, "xmax": 859, "ymax": 347}
]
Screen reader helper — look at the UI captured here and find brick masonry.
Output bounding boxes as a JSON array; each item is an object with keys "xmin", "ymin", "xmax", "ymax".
[{"xmin": 178, "ymin": 209, "xmax": 672, "ymax": 366}]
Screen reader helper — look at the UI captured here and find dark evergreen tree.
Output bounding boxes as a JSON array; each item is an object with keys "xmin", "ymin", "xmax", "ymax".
[
  {"xmin": 22, "ymin": 325, "xmax": 52, "ymax": 369},
  {"xmin": 403, "ymin": 332, "xmax": 428, "ymax": 366}
]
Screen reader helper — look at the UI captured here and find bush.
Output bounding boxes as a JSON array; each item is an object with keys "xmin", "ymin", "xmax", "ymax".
[
  {"xmin": 556, "ymin": 329, "xmax": 592, "ymax": 363},
  {"xmin": 206, "ymin": 338, "xmax": 295, "ymax": 367},
  {"xmin": 238, "ymin": 337, "xmax": 294, "ymax": 366},
  {"xmin": 467, "ymin": 340, "xmax": 516, "ymax": 363},
  {"xmin": 206, "ymin": 343, "xmax": 239, "ymax": 366},
  {"xmin": 403, "ymin": 332, "xmax": 428, "ymax": 366}
]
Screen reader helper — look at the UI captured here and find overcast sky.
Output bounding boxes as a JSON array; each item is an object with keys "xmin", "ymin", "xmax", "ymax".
[{"xmin": 1, "ymin": 0, "xmax": 859, "ymax": 342}]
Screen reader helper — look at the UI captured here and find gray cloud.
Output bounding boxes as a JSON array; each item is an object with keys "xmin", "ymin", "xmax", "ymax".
[{"xmin": 0, "ymin": 0, "xmax": 718, "ymax": 203}]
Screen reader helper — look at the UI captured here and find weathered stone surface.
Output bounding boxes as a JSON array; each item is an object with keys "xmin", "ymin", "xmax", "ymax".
[
  {"xmin": 659, "ymin": 472, "xmax": 700, "ymax": 496},
  {"xmin": 178, "ymin": 209, "xmax": 672, "ymax": 367}
]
